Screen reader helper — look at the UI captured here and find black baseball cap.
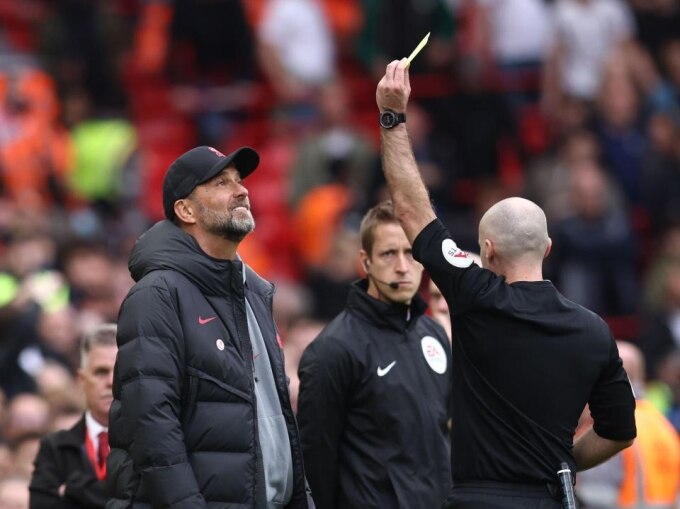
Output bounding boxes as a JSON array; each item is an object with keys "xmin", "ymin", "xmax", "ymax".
[{"xmin": 162, "ymin": 146, "xmax": 260, "ymax": 220}]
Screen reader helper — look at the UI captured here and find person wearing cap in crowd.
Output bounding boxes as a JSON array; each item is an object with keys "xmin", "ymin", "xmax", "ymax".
[
  {"xmin": 107, "ymin": 146, "xmax": 314, "ymax": 508},
  {"xmin": 29, "ymin": 323, "xmax": 117, "ymax": 509},
  {"xmin": 296, "ymin": 201, "xmax": 452, "ymax": 509}
]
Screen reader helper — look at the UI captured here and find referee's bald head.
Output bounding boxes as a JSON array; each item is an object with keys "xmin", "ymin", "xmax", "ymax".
[{"xmin": 479, "ymin": 197, "xmax": 550, "ymax": 264}]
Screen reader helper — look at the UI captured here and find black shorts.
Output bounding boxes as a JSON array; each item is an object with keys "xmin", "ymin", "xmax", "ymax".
[{"xmin": 442, "ymin": 481, "xmax": 562, "ymax": 509}]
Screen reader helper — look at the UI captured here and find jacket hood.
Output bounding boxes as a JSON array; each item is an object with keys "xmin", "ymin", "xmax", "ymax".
[{"xmin": 128, "ymin": 220, "xmax": 272, "ymax": 297}]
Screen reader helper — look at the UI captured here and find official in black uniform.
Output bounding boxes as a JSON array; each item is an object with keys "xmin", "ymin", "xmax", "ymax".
[
  {"xmin": 297, "ymin": 201, "xmax": 452, "ymax": 509},
  {"xmin": 375, "ymin": 60, "xmax": 637, "ymax": 508}
]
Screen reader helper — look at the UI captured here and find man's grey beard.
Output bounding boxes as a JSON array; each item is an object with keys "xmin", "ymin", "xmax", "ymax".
[
  {"xmin": 220, "ymin": 214, "xmax": 255, "ymax": 242},
  {"xmin": 198, "ymin": 203, "xmax": 255, "ymax": 242}
]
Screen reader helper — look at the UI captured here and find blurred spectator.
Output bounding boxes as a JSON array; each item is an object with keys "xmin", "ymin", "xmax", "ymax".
[
  {"xmin": 282, "ymin": 318, "xmax": 325, "ymax": 413},
  {"xmin": 272, "ymin": 282, "xmax": 314, "ymax": 337},
  {"xmin": 318, "ymin": 0, "xmax": 364, "ymax": 58},
  {"xmin": 12, "ymin": 436, "xmax": 39, "ymax": 478},
  {"xmin": 292, "ymin": 183, "xmax": 353, "ymax": 271},
  {"xmin": 630, "ymin": 0, "xmax": 680, "ymax": 68},
  {"xmin": 59, "ymin": 242, "xmax": 124, "ymax": 321},
  {"xmin": 0, "ymin": 443, "xmax": 14, "ymax": 481},
  {"xmin": 0, "ymin": 238, "xmax": 71, "ymax": 396},
  {"xmin": 594, "ymin": 68, "xmax": 647, "ymax": 205},
  {"xmin": 257, "ymin": 0, "xmax": 336, "ymax": 111},
  {"xmin": 64, "ymin": 99, "xmax": 139, "ymax": 223},
  {"xmin": 523, "ymin": 128, "xmax": 607, "ymax": 223},
  {"xmin": 36, "ymin": 0, "xmax": 131, "ymax": 112},
  {"xmin": 641, "ymin": 224, "xmax": 680, "ymax": 335},
  {"xmin": 2, "ymin": 394, "xmax": 49, "ymax": 447},
  {"xmin": 35, "ymin": 305, "xmax": 81, "ymax": 370},
  {"xmin": 638, "ymin": 256, "xmax": 680, "ymax": 380},
  {"xmin": 551, "ymin": 160, "xmax": 638, "ymax": 315},
  {"xmin": 543, "ymin": 0, "xmax": 634, "ymax": 117},
  {"xmin": 356, "ymin": 0, "xmax": 456, "ymax": 78},
  {"xmin": 474, "ymin": 0, "xmax": 552, "ymax": 70},
  {"xmin": 472, "ymin": 0, "xmax": 552, "ymax": 109},
  {"xmin": 642, "ymin": 111, "xmax": 680, "ymax": 234},
  {"xmin": 1, "ymin": 233, "xmax": 57, "ymax": 279},
  {"xmin": 652, "ymin": 350, "xmax": 680, "ymax": 433},
  {"xmin": 428, "ymin": 278, "xmax": 452, "ymax": 342},
  {"xmin": 48, "ymin": 408, "xmax": 81, "ymax": 434},
  {"xmin": 425, "ymin": 56, "xmax": 515, "ymax": 189},
  {"xmin": 403, "ymin": 102, "xmax": 450, "ymax": 215},
  {"xmin": 661, "ymin": 38, "xmax": 680, "ymax": 102},
  {"xmin": 304, "ymin": 227, "xmax": 360, "ymax": 321},
  {"xmin": 0, "ymin": 476, "xmax": 29, "ymax": 509},
  {"xmin": 288, "ymin": 80, "xmax": 378, "ymax": 211},
  {"xmin": 616, "ymin": 340, "xmax": 680, "ymax": 507},
  {"xmin": 0, "ymin": 62, "xmax": 71, "ymax": 210},
  {"xmin": 33, "ymin": 360, "xmax": 81, "ymax": 418},
  {"xmin": 29, "ymin": 323, "xmax": 116, "ymax": 508},
  {"xmin": 132, "ymin": 0, "xmax": 258, "ymax": 146},
  {"xmin": 134, "ymin": 0, "xmax": 256, "ymax": 84},
  {"xmin": 549, "ymin": 94, "xmax": 595, "ymax": 141}
]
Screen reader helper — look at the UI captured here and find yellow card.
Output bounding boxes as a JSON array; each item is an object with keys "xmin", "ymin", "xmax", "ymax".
[{"xmin": 406, "ymin": 32, "xmax": 431, "ymax": 67}]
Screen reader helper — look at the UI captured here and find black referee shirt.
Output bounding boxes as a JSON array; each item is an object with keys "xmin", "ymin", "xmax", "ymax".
[
  {"xmin": 297, "ymin": 281, "xmax": 452, "ymax": 508},
  {"xmin": 413, "ymin": 218, "xmax": 636, "ymax": 484}
]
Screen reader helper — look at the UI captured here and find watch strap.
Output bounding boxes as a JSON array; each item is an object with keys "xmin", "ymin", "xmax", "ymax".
[{"xmin": 379, "ymin": 109, "xmax": 407, "ymax": 129}]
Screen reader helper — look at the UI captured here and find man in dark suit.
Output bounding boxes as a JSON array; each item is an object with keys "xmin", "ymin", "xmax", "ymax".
[{"xmin": 29, "ymin": 323, "xmax": 117, "ymax": 509}]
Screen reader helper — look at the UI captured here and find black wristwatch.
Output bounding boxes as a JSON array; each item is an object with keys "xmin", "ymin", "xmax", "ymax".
[{"xmin": 379, "ymin": 109, "xmax": 407, "ymax": 129}]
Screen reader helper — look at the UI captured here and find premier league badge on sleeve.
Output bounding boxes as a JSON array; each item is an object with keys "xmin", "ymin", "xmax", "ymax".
[
  {"xmin": 421, "ymin": 336, "xmax": 447, "ymax": 374},
  {"xmin": 442, "ymin": 239, "xmax": 473, "ymax": 268}
]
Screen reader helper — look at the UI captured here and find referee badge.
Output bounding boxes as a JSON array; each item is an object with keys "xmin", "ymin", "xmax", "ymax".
[
  {"xmin": 421, "ymin": 336, "xmax": 447, "ymax": 374},
  {"xmin": 442, "ymin": 239, "xmax": 473, "ymax": 268}
]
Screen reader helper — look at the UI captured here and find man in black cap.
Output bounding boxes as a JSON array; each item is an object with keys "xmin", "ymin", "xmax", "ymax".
[{"xmin": 107, "ymin": 146, "xmax": 314, "ymax": 508}]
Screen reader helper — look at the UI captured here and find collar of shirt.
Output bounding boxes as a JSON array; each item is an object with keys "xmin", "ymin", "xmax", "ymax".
[
  {"xmin": 85, "ymin": 411, "xmax": 107, "ymax": 456},
  {"xmin": 238, "ymin": 257, "xmax": 247, "ymax": 286}
]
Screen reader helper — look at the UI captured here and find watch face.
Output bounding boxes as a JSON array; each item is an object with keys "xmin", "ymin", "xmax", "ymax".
[{"xmin": 380, "ymin": 111, "xmax": 396, "ymax": 128}]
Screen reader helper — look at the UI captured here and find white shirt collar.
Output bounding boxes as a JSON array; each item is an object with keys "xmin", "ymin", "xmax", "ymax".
[{"xmin": 85, "ymin": 411, "xmax": 107, "ymax": 454}]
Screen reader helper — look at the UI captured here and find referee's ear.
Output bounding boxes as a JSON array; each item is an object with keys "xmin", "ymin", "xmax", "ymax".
[
  {"xmin": 483, "ymin": 239, "xmax": 494, "ymax": 266},
  {"xmin": 544, "ymin": 238, "xmax": 553, "ymax": 260}
]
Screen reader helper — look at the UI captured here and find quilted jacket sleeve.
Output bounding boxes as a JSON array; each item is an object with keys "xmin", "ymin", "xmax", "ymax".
[{"xmin": 108, "ymin": 281, "xmax": 207, "ymax": 508}]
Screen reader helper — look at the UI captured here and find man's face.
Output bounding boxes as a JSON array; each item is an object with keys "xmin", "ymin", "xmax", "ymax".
[
  {"xmin": 364, "ymin": 222, "xmax": 423, "ymax": 305},
  {"xmin": 78, "ymin": 345, "xmax": 117, "ymax": 426},
  {"xmin": 191, "ymin": 166, "xmax": 255, "ymax": 242}
]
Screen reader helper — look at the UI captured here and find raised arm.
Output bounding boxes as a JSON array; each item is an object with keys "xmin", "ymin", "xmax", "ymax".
[{"xmin": 376, "ymin": 59, "xmax": 436, "ymax": 244}]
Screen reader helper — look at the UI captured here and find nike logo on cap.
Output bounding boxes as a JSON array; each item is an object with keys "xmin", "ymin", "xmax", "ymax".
[
  {"xmin": 377, "ymin": 361, "xmax": 396, "ymax": 377},
  {"xmin": 198, "ymin": 316, "xmax": 217, "ymax": 325}
]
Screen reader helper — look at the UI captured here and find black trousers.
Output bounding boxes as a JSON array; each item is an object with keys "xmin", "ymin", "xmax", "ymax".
[{"xmin": 442, "ymin": 481, "xmax": 563, "ymax": 509}]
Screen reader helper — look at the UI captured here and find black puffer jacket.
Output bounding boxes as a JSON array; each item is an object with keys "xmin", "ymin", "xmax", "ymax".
[{"xmin": 106, "ymin": 221, "xmax": 312, "ymax": 509}]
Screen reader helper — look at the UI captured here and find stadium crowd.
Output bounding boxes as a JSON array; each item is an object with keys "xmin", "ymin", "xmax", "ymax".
[{"xmin": 0, "ymin": 0, "xmax": 679, "ymax": 507}]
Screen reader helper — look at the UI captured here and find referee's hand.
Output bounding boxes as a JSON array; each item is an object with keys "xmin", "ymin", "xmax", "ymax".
[{"xmin": 376, "ymin": 59, "xmax": 411, "ymax": 114}]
